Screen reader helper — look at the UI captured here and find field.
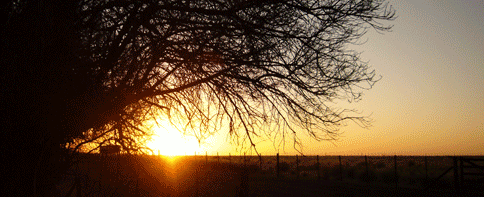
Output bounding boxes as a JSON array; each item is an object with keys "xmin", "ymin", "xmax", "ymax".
[{"xmin": 52, "ymin": 154, "xmax": 483, "ymax": 196}]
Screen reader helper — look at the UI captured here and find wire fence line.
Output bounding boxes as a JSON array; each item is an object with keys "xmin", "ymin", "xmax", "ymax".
[
  {"xmin": 60, "ymin": 153, "xmax": 483, "ymax": 196},
  {"xmin": 175, "ymin": 153, "xmax": 484, "ymax": 191}
]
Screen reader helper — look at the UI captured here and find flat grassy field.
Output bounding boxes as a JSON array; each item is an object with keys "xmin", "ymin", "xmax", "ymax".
[{"xmin": 52, "ymin": 154, "xmax": 483, "ymax": 196}]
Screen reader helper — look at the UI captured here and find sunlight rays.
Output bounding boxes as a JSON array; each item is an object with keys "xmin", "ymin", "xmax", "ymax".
[{"xmin": 147, "ymin": 121, "xmax": 204, "ymax": 156}]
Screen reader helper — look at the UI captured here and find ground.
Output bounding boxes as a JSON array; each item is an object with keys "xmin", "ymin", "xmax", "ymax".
[{"xmin": 53, "ymin": 154, "xmax": 481, "ymax": 197}]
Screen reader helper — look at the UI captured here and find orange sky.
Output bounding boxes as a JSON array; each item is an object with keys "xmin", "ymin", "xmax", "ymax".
[{"xmin": 148, "ymin": 0, "xmax": 484, "ymax": 156}]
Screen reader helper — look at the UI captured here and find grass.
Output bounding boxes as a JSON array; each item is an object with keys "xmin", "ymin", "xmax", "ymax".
[{"xmin": 52, "ymin": 154, "xmax": 483, "ymax": 196}]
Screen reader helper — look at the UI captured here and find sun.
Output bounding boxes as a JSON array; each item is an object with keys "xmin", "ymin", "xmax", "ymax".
[{"xmin": 147, "ymin": 122, "xmax": 204, "ymax": 156}]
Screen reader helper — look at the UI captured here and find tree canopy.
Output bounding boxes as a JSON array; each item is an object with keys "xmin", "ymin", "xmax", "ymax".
[
  {"xmin": 72, "ymin": 0, "xmax": 394, "ymax": 153},
  {"xmin": 1, "ymin": 0, "xmax": 394, "ymax": 195}
]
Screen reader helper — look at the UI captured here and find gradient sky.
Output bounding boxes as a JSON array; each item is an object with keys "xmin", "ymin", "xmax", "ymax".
[{"xmin": 150, "ymin": 0, "xmax": 484, "ymax": 156}]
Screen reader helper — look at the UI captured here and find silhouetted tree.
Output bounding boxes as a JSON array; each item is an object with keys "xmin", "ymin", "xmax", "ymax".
[{"xmin": 1, "ymin": 0, "xmax": 395, "ymax": 195}]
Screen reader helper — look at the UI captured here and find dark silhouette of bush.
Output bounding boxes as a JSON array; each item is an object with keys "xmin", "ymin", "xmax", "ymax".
[
  {"xmin": 245, "ymin": 164, "xmax": 260, "ymax": 174},
  {"xmin": 374, "ymin": 161, "xmax": 387, "ymax": 169},
  {"xmin": 356, "ymin": 161, "xmax": 367, "ymax": 168},
  {"xmin": 312, "ymin": 162, "xmax": 321, "ymax": 171},
  {"xmin": 380, "ymin": 169, "xmax": 397, "ymax": 184},
  {"xmin": 408, "ymin": 160, "xmax": 416, "ymax": 168},
  {"xmin": 320, "ymin": 164, "xmax": 341, "ymax": 180},
  {"xmin": 358, "ymin": 170, "xmax": 377, "ymax": 182},
  {"xmin": 279, "ymin": 162, "xmax": 291, "ymax": 172},
  {"xmin": 346, "ymin": 167, "xmax": 357, "ymax": 179},
  {"xmin": 298, "ymin": 162, "xmax": 321, "ymax": 171},
  {"xmin": 300, "ymin": 171, "xmax": 309, "ymax": 177}
]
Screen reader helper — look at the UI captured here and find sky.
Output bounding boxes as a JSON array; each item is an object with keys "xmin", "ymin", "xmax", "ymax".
[{"xmin": 149, "ymin": 0, "xmax": 484, "ymax": 156}]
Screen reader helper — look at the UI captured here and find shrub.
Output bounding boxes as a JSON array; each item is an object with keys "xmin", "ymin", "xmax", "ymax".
[
  {"xmin": 311, "ymin": 162, "xmax": 321, "ymax": 171},
  {"xmin": 356, "ymin": 161, "xmax": 366, "ymax": 168},
  {"xmin": 358, "ymin": 170, "xmax": 377, "ymax": 182},
  {"xmin": 278, "ymin": 162, "xmax": 290, "ymax": 172},
  {"xmin": 380, "ymin": 170, "xmax": 397, "ymax": 183},
  {"xmin": 321, "ymin": 165, "xmax": 341, "ymax": 180},
  {"xmin": 407, "ymin": 160, "xmax": 416, "ymax": 168},
  {"xmin": 346, "ymin": 167, "xmax": 357, "ymax": 179},
  {"xmin": 375, "ymin": 162, "xmax": 386, "ymax": 169},
  {"xmin": 301, "ymin": 171, "xmax": 309, "ymax": 177},
  {"xmin": 245, "ymin": 164, "xmax": 259, "ymax": 173}
]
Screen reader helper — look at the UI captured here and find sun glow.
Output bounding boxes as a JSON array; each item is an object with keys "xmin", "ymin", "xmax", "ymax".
[{"xmin": 147, "ymin": 122, "xmax": 204, "ymax": 156}]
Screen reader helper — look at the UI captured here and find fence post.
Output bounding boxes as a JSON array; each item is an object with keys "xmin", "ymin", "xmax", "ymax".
[
  {"xmin": 339, "ymin": 155, "xmax": 343, "ymax": 181},
  {"xmin": 453, "ymin": 156, "xmax": 459, "ymax": 191},
  {"xmin": 244, "ymin": 152, "xmax": 247, "ymax": 167},
  {"xmin": 217, "ymin": 152, "xmax": 220, "ymax": 164},
  {"xmin": 365, "ymin": 155, "xmax": 369, "ymax": 181},
  {"xmin": 259, "ymin": 153, "xmax": 262, "ymax": 170},
  {"xmin": 394, "ymin": 155, "xmax": 398, "ymax": 188},
  {"xmin": 296, "ymin": 155, "xmax": 299, "ymax": 179},
  {"xmin": 277, "ymin": 153, "xmax": 280, "ymax": 178},
  {"xmin": 317, "ymin": 155, "xmax": 320, "ymax": 180},
  {"xmin": 425, "ymin": 156, "xmax": 428, "ymax": 182},
  {"xmin": 459, "ymin": 156, "xmax": 463, "ymax": 190}
]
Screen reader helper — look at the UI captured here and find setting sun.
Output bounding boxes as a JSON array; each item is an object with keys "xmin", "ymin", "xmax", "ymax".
[{"xmin": 147, "ymin": 123, "xmax": 204, "ymax": 156}]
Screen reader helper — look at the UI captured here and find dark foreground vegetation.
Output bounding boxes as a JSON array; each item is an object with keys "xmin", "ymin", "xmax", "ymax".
[
  {"xmin": 2, "ymin": 1, "xmax": 395, "ymax": 195},
  {"xmin": 54, "ymin": 154, "xmax": 243, "ymax": 196},
  {"xmin": 52, "ymin": 154, "xmax": 483, "ymax": 196}
]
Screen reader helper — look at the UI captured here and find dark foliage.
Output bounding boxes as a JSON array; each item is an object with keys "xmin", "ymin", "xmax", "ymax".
[
  {"xmin": 1, "ymin": 0, "xmax": 394, "ymax": 195},
  {"xmin": 279, "ymin": 161, "xmax": 291, "ymax": 172}
]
